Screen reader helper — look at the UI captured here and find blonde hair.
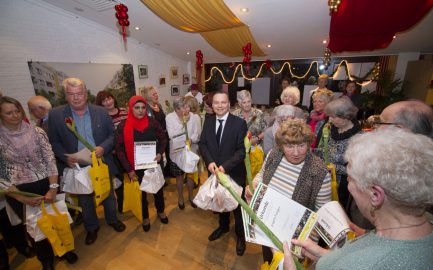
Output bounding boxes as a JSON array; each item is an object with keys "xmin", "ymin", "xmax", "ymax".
[
  {"xmin": 62, "ymin": 77, "xmax": 86, "ymax": 92},
  {"xmin": 275, "ymin": 119, "xmax": 314, "ymax": 147},
  {"xmin": 345, "ymin": 128, "xmax": 433, "ymax": 211},
  {"xmin": 140, "ymin": 86, "xmax": 156, "ymax": 101},
  {"xmin": 281, "ymin": 86, "xmax": 300, "ymax": 105},
  {"xmin": 184, "ymin": 96, "xmax": 199, "ymax": 113},
  {"xmin": 312, "ymin": 89, "xmax": 333, "ymax": 103}
]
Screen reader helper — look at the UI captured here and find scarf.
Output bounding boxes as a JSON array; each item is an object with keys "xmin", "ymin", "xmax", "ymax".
[
  {"xmin": 124, "ymin": 96, "xmax": 149, "ymax": 168},
  {"xmin": 309, "ymin": 111, "xmax": 327, "ymax": 132}
]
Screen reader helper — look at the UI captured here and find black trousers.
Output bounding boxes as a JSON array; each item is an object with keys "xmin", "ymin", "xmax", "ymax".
[
  {"xmin": 136, "ymin": 169, "xmax": 165, "ymax": 219},
  {"xmin": 0, "ymin": 208, "xmax": 29, "ymax": 251},
  {"xmin": 218, "ymin": 187, "xmax": 245, "ymax": 237},
  {"xmin": 6, "ymin": 178, "xmax": 54, "ymax": 264}
]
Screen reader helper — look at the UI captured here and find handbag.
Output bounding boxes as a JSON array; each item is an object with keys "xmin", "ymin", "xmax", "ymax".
[
  {"xmin": 123, "ymin": 174, "xmax": 143, "ymax": 223},
  {"xmin": 193, "ymin": 174, "xmax": 242, "ymax": 212},
  {"xmin": 139, "ymin": 166, "xmax": 165, "ymax": 194},
  {"xmin": 26, "ymin": 195, "xmax": 73, "ymax": 242},
  {"xmin": 62, "ymin": 164, "xmax": 93, "ymax": 194},
  {"xmin": 88, "ymin": 152, "xmax": 111, "ymax": 206},
  {"xmin": 36, "ymin": 201, "xmax": 75, "ymax": 257},
  {"xmin": 173, "ymin": 146, "xmax": 200, "ymax": 173}
]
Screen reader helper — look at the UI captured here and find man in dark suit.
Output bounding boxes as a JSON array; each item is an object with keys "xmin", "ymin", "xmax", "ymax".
[
  {"xmin": 48, "ymin": 78, "xmax": 125, "ymax": 245},
  {"xmin": 199, "ymin": 91, "xmax": 248, "ymax": 256}
]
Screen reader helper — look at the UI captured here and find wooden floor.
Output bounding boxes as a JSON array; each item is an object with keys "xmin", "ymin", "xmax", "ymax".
[{"xmin": 10, "ymin": 178, "xmax": 263, "ymax": 270}]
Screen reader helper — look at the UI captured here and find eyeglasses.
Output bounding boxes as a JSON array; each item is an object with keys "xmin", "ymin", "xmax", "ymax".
[
  {"xmin": 66, "ymin": 92, "xmax": 86, "ymax": 98},
  {"xmin": 374, "ymin": 122, "xmax": 398, "ymax": 126}
]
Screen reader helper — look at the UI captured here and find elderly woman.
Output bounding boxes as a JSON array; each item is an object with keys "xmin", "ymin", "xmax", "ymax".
[
  {"xmin": 232, "ymin": 90, "xmax": 267, "ymax": 145},
  {"xmin": 184, "ymin": 96, "xmax": 200, "ymax": 115},
  {"xmin": 315, "ymin": 97, "xmax": 362, "ymax": 208},
  {"xmin": 246, "ymin": 119, "xmax": 332, "ymax": 263},
  {"xmin": 0, "ymin": 97, "xmax": 78, "ymax": 269},
  {"xmin": 27, "ymin": 95, "xmax": 52, "ymax": 133},
  {"xmin": 308, "ymin": 89, "xmax": 333, "ymax": 148},
  {"xmin": 263, "ymin": 105, "xmax": 306, "ymax": 155},
  {"xmin": 284, "ymin": 128, "xmax": 433, "ymax": 270},
  {"xmin": 165, "ymin": 97, "xmax": 201, "ymax": 209},
  {"xmin": 271, "ymin": 87, "xmax": 306, "ymax": 124},
  {"xmin": 115, "ymin": 96, "xmax": 168, "ymax": 232}
]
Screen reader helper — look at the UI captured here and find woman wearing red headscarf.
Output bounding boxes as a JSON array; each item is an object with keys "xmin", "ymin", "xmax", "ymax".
[{"xmin": 115, "ymin": 96, "xmax": 168, "ymax": 232}]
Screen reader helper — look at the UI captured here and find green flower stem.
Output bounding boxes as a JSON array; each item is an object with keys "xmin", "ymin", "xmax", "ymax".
[
  {"xmin": 0, "ymin": 190, "xmax": 43, "ymax": 198},
  {"xmin": 68, "ymin": 127, "xmax": 95, "ymax": 152},
  {"xmin": 244, "ymin": 155, "xmax": 253, "ymax": 193}
]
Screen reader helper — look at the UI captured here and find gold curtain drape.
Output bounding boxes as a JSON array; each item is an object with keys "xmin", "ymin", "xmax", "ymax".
[{"xmin": 141, "ymin": 0, "xmax": 265, "ymax": 57}]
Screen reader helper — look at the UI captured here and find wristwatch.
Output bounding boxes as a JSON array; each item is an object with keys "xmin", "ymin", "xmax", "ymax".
[{"xmin": 49, "ymin": 183, "xmax": 60, "ymax": 189}]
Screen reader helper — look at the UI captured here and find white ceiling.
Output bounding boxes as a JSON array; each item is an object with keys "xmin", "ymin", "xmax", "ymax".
[{"xmin": 41, "ymin": 0, "xmax": 433, "ymax": 63}]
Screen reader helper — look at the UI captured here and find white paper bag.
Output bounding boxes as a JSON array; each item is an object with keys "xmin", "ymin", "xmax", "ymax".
[
  {"xmin": 113, "ymin": 177, "xmax": 123, "ymax": 190},
  {"xmin": 139, "ymin": 166, "xmax": 165, "ymax": 194},
  {"xmin": 172, "ymin": 146, "xmax": 200, "ymax": 173},
  {"xmin": 62, "ymin": 164, "xmax": 93, "ymax": 194},
  {"xmin": 25, "ymin": 194, "xmax": 73, "ymax": 242},
  {"xmin": 193, "ymin": 174, "xmax": 242, "ymax": 212}
]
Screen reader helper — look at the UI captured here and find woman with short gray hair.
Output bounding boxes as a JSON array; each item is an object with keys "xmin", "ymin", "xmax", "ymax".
[
  {"xmin": 315, "ymin": 96, "xmax": 361, "ymax": 209},
  {"xmin": 232, "ymin": 90, "xmax": 267, "ymax": 146}
]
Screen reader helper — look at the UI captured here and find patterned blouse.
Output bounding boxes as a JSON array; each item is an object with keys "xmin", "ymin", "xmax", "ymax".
[
  {"xmin": 232, "ymin": 107, "xmax": 267, "ymax": 138},
  {"xmin": 0, "ymin": 121, "xmax": 58, "ymax": 186}
]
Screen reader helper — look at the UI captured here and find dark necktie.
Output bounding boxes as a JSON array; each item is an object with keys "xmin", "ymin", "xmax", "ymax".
[{"xmin": 216, "ymin": 119, "xmax": 224, "ymax": 146}]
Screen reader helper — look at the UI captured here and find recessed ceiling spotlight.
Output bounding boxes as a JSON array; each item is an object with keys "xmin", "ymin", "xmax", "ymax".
[
  {"xmin": 134, "ymin": 27, "xmax": 140, "ymax": 30},
  {"xmin": 241, "ymin": 8, "xmax": 249, "ymax": 12},
  {"xmin": 186, "ymin": 52, "xmax": 190, "ymax": 55},
  {"xmin": 393, "ymin": 35, "xmax": 397, "ymax": 39},
  {"xmin": 266, "ymin": 44, "xmax": 272, "ymax": 48},
  {"xmin": 322, "ymin": 40, "xmax": 327, "ymax": 44}
]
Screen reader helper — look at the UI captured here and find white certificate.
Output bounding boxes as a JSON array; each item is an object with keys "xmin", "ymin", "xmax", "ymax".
[
  {"xmin": 170, "ymin": 132, "xmax": 186, "ymax": 152},
  {"xmin": 134, "ymin": 141, "xmax": 157, "ymax": 170}
]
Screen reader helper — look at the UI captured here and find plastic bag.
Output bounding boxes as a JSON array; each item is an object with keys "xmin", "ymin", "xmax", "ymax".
[
  {"xmin": 139, "ymin": 166, "xmax": 165, "ymax": 194},
  {"xmin": 123, "ymin": 175, "xmax": 143, "ymax": 223},
  {"xmin": 172, "ymin": 146, "xmax": 200, "ymax": 173},
  {"xmin": 26, "ymin": 194, "xmax": 72, "ymax": 243},
  {"xmin": 88, "ymin": 152, "xmax": 111, "ymax": 206},
  {"xmin": 62, "ymin": 164, "xmax": 93, "ymax": 194},
  {"xmin": 193, "ymin": 174, "xmax": 242, "ymax": 212},
  {"xmin": 36, "ymin": 201, "xmax": 75, "ymax": 256}
]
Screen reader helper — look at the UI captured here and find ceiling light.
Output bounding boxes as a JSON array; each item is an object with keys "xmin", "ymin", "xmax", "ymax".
[
  {"xmin": 322, "ymin": 40, "xmax": 327, "ymax": 44},
  {"xmin": 393, "ymin": 35, "xmax": 397, "ymax": 39},
  {"xmin": 134, "ymin": 27, "xmax": 140, "ymax": 30},
  {"xmin": 319, "ymin": 64, "xmax": 325, "ymax": 70},
  {"xmin": 186, "ymin": 52, "xmax": 190, "ymax": 55},
  {"xmin": 266, "ymin": 44, "xmax": 272, "ymax": 48},
  {"xmin": 241, "ymin": 8, "xmax": 249, "ymax": 12}
]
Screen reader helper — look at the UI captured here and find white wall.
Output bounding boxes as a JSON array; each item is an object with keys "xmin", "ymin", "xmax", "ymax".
[
  {"xmin": 394, "ymin": 52, "xmax": 420, "ymax": 81},
  {"xmin": 0, "ymin": 0, "xmax": 191, "ymax": 109}
]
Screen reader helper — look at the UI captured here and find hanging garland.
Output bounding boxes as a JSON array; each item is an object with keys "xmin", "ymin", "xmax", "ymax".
[
  {"xmin": 205, "ymin": 60, "xmax": 378, "ymax": 86},
  {"xmin": 196, "ymin": 50, "xmax": 203, "ymax": 88}
]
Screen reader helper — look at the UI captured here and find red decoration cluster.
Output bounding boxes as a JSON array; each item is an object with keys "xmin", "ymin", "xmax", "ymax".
[
  {"xmin": 196, "ymin": 50, "xmax": 204, "ymax": 88},
  {"xmin": 265, "ymin": 59, "xmax": 272, "ymax": 70},
  {"xmin": 115, "ymin": 4, "xmax": 129, "ymax": 42},
  {"xmin": 242, "ymin": 43, "xmax": 252, "ymax": 75}
]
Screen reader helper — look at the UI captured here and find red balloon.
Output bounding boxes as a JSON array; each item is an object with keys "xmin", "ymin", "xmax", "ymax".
[
  {"xmin": 243, "ymin": 57, "xmax": 247, "ymax": 62},
  {"xmin": 120, "ymin": 11, "xmax": 128, "ymax": 19},
  {"xmin": 122, "ymin": 5, "xmax": 128, "ymax": 12},
  {"xmin": 115, "ymin": 12, "xmax": 122, "ymax": 20},
  {"xmin": 122, "ymin": 19, "xmax": 130, "ymax": 26},
  {"xmin": 118, "ymin": 20, "xmax": 125, "ymax": 26}
]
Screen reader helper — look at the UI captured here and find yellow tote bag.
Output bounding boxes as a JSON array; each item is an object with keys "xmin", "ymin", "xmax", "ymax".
[
  {"xmin": 36, "ymin": 202, "xmax": 74, "ymax": 257},
  {"xmin": 88, "ymin": 152, "xmax": 111, "ymax": 206},
  {"xmin": 122, "ymin": 174, "xmax": 143, "ymax": 223},
  {"xmin": 328, "ymin": 164, "xmax": 339, "ymax": 201},
  {"xmin": 250, "ymin": 145, "xmax": 264, "ymax": 179}
]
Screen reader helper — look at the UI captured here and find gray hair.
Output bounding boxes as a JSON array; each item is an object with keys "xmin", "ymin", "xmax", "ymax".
[
  {"xmin": 281, "ymin": 86, "xmax": 300, "ymax": 105},
  {"xmin": 27, "ymin": 95, "xmax": 52, "ymax": 110},
  {"xmin": 274, "ymin": 105, "xmax": 296, "ymax": 118},
  {"xmin": 173, "ymin": 96, "xmax": 186, "ymax": 110},
  {"xmin": 324, "ymin": 96, "xmax": 358, "ymax": 120},
  {"xmin": 345, "ymin": 128, "xmax": 433, "ymax": 212},
  {"xmin": 392, "ymin": 100, "xmax": 433, "ymax": 138},
  {"xmin": 237, "ymin": 90, "xmax": 251, "ymax": 103},
  {"xmin": 62, "ymin": 77, "xmax": 86, "ymax": 92}
]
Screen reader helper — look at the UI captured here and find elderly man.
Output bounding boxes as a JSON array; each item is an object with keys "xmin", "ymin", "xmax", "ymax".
[
  {"xmin": 199, "ymin": 91, "xmax": 248, "ymax": 256},
  {"xmin": 27, "ymin": 95, "xmax": 52, "ymax": 133},
  {"xmin": 48, "ymin": 78, "xmax": 125, "ymax": 245}
]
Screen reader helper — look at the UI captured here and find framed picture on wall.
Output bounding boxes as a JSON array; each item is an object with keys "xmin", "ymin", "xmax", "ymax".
[
  {"xmin": 138, "ymin": 65, "xmax": 148, "ymax": 78},
  {"xmin": 171, "ymin": 85, "xmax": 180, "ymax": 96},
  {"xmin": 159, "ymin": 76, "xmax": 166, "ymax": 86},
  {"xmin": 182, "ymin": 74, "xmax": 190, "ymax": 85},
  {"xmin": 170, "ymin": 66, "xmax": 178, "ymax": 79}
]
